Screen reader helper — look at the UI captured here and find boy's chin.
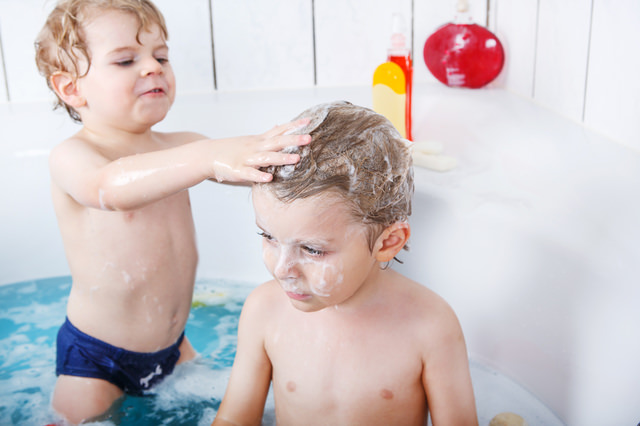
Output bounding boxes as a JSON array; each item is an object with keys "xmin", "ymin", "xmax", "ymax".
[{"xmin": 287, "ymin": 298, "xmax": 326, "ymax": 313}]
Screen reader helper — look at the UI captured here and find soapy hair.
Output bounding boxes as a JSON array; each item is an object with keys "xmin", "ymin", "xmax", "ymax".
[
  {"xmin": 34, "ymin": 0, "xmax": 168, "ymax": 122},
  {"xmin": 260, "ymin": 101, "xmax": 414, "ymax": 251}
]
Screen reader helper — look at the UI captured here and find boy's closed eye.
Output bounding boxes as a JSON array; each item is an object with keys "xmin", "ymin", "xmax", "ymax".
[
  {"xmin": 302, "ymin": 246, "xmax": 325, "ymax": 257},
  {"xmin": 257, "ymin": 231, "xmax": 326, "ymax": 257},
  {"xmin": 112, "ymin": 54, "xmax": 168, "ymax": 67},
  {"xmin": 257, "ymin": 231, "xmax": 274, "ymax": 242},
  {"xmin": 115, "ymin": 58, "xmax": 135, "ymax": 66}
]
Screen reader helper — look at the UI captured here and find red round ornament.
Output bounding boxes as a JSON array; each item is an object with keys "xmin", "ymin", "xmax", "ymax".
[{"xmin": 423, "ymin": 23, "xmax": 504, "ymax": 88}]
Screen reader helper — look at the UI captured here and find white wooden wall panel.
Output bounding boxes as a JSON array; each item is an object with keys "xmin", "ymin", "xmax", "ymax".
[
  {"xmin": 583, "ymin": 0, "xmax": 640, "ymax": 152},
  {"xmin": 314, "ymin": 0, "xmax": 411, "ymax": 87},
  {"xmin": 534, "ymin": 0, "xmax": 591, "ymax": 123},
  {"xmin": 0, "ymin": 0, "xmax": 52, "ymax": 103},
  {"xmin": 155, "ymin": 0, "xmax": 214, "ymax": 94},
  {"xmin": 413, "ymin": 0, "xmax": 488, "ymax": 85},
  {"xmin": 0, "ymin": 0, "xmax": 637, "ymax": 148},
  {"xmin": 212, "ymin": 0, "xmax": 314, "ymax": 91},
  {"xmin": 0, "ymin": 22, "xmax": 7, "ymax": 102},
  {"xmin": 493, "ymin": 0, "xmax": 538, "ymax": 97}
]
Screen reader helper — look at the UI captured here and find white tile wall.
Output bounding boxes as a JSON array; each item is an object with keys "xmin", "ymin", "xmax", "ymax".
[
  {"xmin": 314, "ymin": 0, "xmax": 411, "ymax": 87},
  {"xmin": 0, "ymin": 0, "xmax": 53, "ymax": 103},
  {"xmin": 583, "ymin": 0, "xmax": 640, "ymax": 152},
  {"xmin": 0, "ymin": 21, "xmax": 7, "ymax": 101},
  {"xmin": 155, "ymin": 0, "xmax": 215, "ymax": 94},
  {"xmin": 491, "ymin": 0, "xmax": 538, "ymax": 98},
  {"xmin": 533, "ymin": 0, "xmax": 591, "ymax": 123},
  {"xmin": 212, "ymin": 0, "xmax": 314, "ymax": 90},
  {"xmin": 0, "ymin": 0, "xmax": 638, "ymax": 149}
]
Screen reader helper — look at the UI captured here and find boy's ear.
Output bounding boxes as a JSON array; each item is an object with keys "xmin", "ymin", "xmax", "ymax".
[
  {"xmin": 373, "ymin": 222, "xmax": 410, "ymax": 263},
  {"xmin": 50, "ymin": 72, "xmax": 86, "ymax": 108}
]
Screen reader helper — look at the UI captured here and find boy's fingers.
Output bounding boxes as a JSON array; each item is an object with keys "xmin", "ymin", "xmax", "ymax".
[
  {"xmin": 260, "ymin": 134, "xmax": 310, "ymax": 152},
  {"xmin": 278, "ymin": 134, "xmax": 311, "ymax": 149},
  {"xmin": 246, "ymin": 152, "xmax": 300, "ymax": 167},
  {"xmin": 245, "ymin": 168, "xmax": 274, "ymax": 183},
  {"xmin": 264, "ymin": 118, "xmax": 310, "ymax": 138}
]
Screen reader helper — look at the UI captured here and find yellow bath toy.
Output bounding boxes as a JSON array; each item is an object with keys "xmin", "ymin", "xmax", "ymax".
[{"xmin": 191, "ymin": 289, "xmax": 229, "ymax": 308}]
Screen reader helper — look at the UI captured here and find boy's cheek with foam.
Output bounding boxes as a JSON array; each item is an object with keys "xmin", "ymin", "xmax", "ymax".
[
  {"xmin": 307, "ymin": 260, "xmax": 344, "ymax": 297},
  {"xmin": 263, "ymin": 243, "xmax": 345, "ymax": 298}
]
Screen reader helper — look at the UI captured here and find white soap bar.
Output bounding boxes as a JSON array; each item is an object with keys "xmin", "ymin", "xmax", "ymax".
[
  {"xmin": 412, "ymin": 151, "xmax": 457, "ymax": 172},
  {"xmin": 412, "ymin": 140, "xmax": 444, "ymax": 155}
]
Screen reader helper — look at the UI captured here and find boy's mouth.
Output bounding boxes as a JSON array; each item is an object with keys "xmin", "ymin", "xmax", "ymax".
[
  {"xmin": 141, "ymin": 87, "xmax": 165, "ymax": 96},
  {"xmin": 286, "ymin": 291, "xmax": 311, "ymax": 301}
]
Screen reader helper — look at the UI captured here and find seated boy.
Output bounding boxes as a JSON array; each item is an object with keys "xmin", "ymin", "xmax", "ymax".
[
  {"xmin": 212, "ymin": 101, "xmax": 478, "ymax": 425},
  {"xmin": 35, "ymin": 0, "xmax": 309, "ymax": 423}
]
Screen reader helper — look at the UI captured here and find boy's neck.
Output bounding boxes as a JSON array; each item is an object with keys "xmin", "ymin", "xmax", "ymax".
[
  {"xmin": 322, "ymin": 265, "xmax": 391, "ymax": 315},
  {"xmin": 78, "ymin": 123, "xmax": 157, "ymax": 153}
]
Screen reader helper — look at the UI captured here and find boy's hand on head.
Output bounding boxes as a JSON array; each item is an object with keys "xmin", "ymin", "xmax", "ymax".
[{"xmin": 207, "ymin": 118, "xmax": 311, "ymax": 183}]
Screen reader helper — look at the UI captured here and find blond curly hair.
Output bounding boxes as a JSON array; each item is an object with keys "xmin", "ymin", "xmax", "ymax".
[{"xmin": 34, "ymin": 0, "xmax": 168, "ymax": 122}]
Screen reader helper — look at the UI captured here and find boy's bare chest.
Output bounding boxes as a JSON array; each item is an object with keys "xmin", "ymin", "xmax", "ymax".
[
  {"xmin": 63, "ymin": 191, "xmax": 197, "ymax": 300},
  {"xmin": 267, "ymin": 318, "xmax": 426, "ymax": 423},
  {"xmin": 77, "ymin": 191, "xmax": 194, "ymax": 239}
]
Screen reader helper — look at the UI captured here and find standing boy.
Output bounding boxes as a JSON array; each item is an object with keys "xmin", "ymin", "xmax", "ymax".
[{"xmin": 35, "ymin": 0, "xmax": 309, "ymax": 423}]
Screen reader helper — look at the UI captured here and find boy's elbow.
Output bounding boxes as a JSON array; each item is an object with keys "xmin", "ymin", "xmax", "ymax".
[
  {"xmin": 94, "ymin": 187, "xmax": 139, "ymax": 211},
  {"xmin": 94, "ymin": 170, "xmax": 145, "ymax": 211},
  {"xmin": 88, "ymin": 176, "xmax": 124, "ymax": 211},
  {"xmin": 94, "ymin": 185, "xmax": 119, "ymax": 211}
]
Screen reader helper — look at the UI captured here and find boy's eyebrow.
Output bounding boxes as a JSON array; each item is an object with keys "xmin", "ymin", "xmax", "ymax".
[
  {"xmin": 255, "ymin": 221, "xmax": 332, "ymax": 246},
  {"xmin": 152, "ymin": 42, "xmax": 169, "ymax": 51},
  {"xmin": 107, "ymin": 42, "xmax": 168, "ymax": 55},
  {"xmin": 297, "ymin": 239, "xmax": 332, "ymax": 249}
]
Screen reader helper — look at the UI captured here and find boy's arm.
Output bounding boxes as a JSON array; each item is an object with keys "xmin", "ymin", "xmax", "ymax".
[
  {"xmin": 49, "ymin": 120, "xmax": 310, "ymax": 211},
  {"xmin": 212, "ymin": 286, "xmax": 273, "ymax": 426},
  {"xmin": 422, "ymin": 305, "xmax": 478, "ymax": 426}
]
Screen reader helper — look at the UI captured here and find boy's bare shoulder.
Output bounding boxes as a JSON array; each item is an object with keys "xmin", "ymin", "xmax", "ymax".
[
  {"xmin": 390, "ymin": 270, "xmax": 450, "ymax": 307},
  {"xmin": 51, "ymin": 132, "xmax": 95, "ymax": 152},
  {"xmin": 388, "ymin": 270, "xmax": 462, "ymax": 336},
  {"xmin": 49, "ymin": 133, "xmax": 109, "ymax": 171},
  {"xmin": 242, "ymin": 280, "xmax": 285, "ymax": 314},
  {"xmin": 237, "ymin": 281, "xmax": 288, "ymax": 339},
  {"xmin": 246, "ymin": 280, "xmax": 283, "ymax": 304}
]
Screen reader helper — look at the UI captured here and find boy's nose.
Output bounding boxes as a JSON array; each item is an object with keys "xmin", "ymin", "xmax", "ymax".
[
  {"xmin": 141, "ymin": 58, "xmax": 163, "ymax": 76},
  {"xmin": 273, "ymin": 251, "xmax": 299, "ymax": 280}
]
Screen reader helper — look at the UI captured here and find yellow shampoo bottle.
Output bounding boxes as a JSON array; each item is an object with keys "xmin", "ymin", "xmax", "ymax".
[{"xmin": 372, "ymin": 62, "xmax": 406, "ymax": 138}]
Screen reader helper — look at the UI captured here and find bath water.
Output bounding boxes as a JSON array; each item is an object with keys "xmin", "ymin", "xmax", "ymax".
[
  {"xmin": 0, "ymin": 276, "xmax": 261, "ymax": 425},
  {"xmin": 0, "ymin": 276, "xmax": 563, "ymax": 425}
]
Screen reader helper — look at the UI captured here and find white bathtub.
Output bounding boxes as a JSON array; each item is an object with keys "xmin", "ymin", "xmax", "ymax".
[{"xmin": 1, "ymin": 84, "xmax": 639, "ymax": 425}]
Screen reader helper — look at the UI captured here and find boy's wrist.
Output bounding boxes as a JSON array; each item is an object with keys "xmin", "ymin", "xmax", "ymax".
[{"xmin": 190, "ymin": 138, "xmax": 222, "ymax": 182}]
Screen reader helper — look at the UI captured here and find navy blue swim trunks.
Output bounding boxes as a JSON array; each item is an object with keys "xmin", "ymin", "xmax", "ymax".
[{"xmin": 56, "ymin": 317, "xmax": 184, "ymax": 395}]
